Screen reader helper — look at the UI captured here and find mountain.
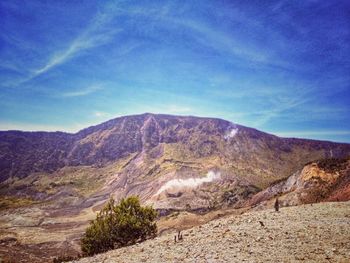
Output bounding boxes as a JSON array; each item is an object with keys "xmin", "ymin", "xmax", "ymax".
[
  {"xmin": 1, "ymin": 113, "xmax": 350, "ymax": 178},
  {"xmin": 1, "ymin": 113, "xmax": 350, "ymax": 262},
  {"xmin": 1, "ymin": 113, "xmax": 350, "ymax": 208}
]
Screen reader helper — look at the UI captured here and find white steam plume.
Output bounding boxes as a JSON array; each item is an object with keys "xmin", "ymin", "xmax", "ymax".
[
  {"xmin": 156, "ymin": 171, "xmax": 220, "ymax": 195},
  {"xmin": 224, "ymin": 128, "xmax": 238, "ymax": 139}
]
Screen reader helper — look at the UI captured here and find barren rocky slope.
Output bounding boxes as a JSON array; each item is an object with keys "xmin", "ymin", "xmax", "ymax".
[
  {"xmin": 71, "ymin": 201, "xmax": 350, "ymax": 263},
  {"xmin": 1, "ymin": 114, "xmax": 350, "ymax": 262}
]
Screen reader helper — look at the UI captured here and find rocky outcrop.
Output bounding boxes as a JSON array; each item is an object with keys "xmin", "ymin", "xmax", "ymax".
[{"xmin": 249, "ymin": 157, "xmax": 350, "ymax": 207}]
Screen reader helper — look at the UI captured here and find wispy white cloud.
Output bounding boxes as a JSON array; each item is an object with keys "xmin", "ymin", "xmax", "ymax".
[
  {"xmin": 173, "ymin": 19, "xmax": 269, "ymax": 65},
  {"xmin": 93, "ymin": 111, "xmax": 110, "ymax": 118},
  {"xmin": 35, "ymin": 29, "xmax": 119, "ymax": 77},
  {"xmin": 61, "ymin": 85, "xmax": 102, "ymax": 97},
  {"xmin": 0, "ymin": 60, "xmax": 23, "ymax": 73},
  {"xmin": 114, "ymin": 4, "xmax": 288, "ymax": 69},
  {"xmin": 33, "ymin": 39, "xmax": 93, "ymax": 76},
  {"xmin": 271, "ymin": 0, "xmax": 287, "ymax": 12},
  {"xmin": 21, "ymin": 6, "xmax": 121, "ymax": 83}
]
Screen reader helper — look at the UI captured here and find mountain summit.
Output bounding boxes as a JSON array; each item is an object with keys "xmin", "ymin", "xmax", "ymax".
[
  {"xmin": 1, "ymin": 113, "xmax": 349, "ymax": 206},
  {"xmin": 1, "ymin": 114, "xmax": 350, "ymax": 262},
  {"xmin": 1, "ymin": 113, "xmax": 349, "ymax": 182}
]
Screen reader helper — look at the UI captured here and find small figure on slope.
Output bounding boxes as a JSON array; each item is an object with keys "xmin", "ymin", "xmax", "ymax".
[{"xmin": 274, "ymin": 197, "xmax": 280, "ymax": 212}]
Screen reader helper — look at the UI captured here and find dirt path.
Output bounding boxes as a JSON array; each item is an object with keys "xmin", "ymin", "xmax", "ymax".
[{"xmin": 72, "ymin": 201, "xmax": 350, "ymax": 263}]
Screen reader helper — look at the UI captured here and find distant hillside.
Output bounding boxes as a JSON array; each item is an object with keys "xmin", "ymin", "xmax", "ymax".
[
  {"xmin": 0, "ymin": 113, "xmax": 350, "ymax": 213},
  {"xmin": 1, "ymin": 113, "xmax": 349, "ymax": 183},
  {"xmin": 1, "ymin": 113, "xmax": 350, "ymax": 211}
]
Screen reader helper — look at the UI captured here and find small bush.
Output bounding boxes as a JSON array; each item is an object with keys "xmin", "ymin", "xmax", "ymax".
[
  {"xmin": 316, "ymin": 157, "xmax": 348, "ymax": 173},
  {"xmin": 80, "ymin": 196, "xmax": 157, "ymax": 256}
]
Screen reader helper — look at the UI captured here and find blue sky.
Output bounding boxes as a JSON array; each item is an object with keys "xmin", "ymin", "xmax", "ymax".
[{"xmin": 0, "ymin": 0, "xmax": 349, "ymax": 142}]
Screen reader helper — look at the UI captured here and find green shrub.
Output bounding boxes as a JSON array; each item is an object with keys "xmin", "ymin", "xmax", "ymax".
[{"xmin": 80, "ymin": 196, "xmax": 157, "ymax": 256}]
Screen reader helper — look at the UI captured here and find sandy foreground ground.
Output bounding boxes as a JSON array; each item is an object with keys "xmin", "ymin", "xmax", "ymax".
[{"xmin": 72, "ymin": 201, "xmax": 350, "ymax": 263}]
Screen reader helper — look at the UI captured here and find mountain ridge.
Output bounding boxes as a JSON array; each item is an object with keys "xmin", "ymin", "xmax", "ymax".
[
  {"xmin": 1, "ymin": 113, "xmax": 350, "ymax": 183},
  {"xmin": 2, "ymin": 112, "xmax": 349, "ymax": 143}
]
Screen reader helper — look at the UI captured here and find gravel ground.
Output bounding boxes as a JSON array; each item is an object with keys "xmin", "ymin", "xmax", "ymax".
[{"xmin": 72, "ymin": 201, "xmax": 350, "ymax": 263}]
